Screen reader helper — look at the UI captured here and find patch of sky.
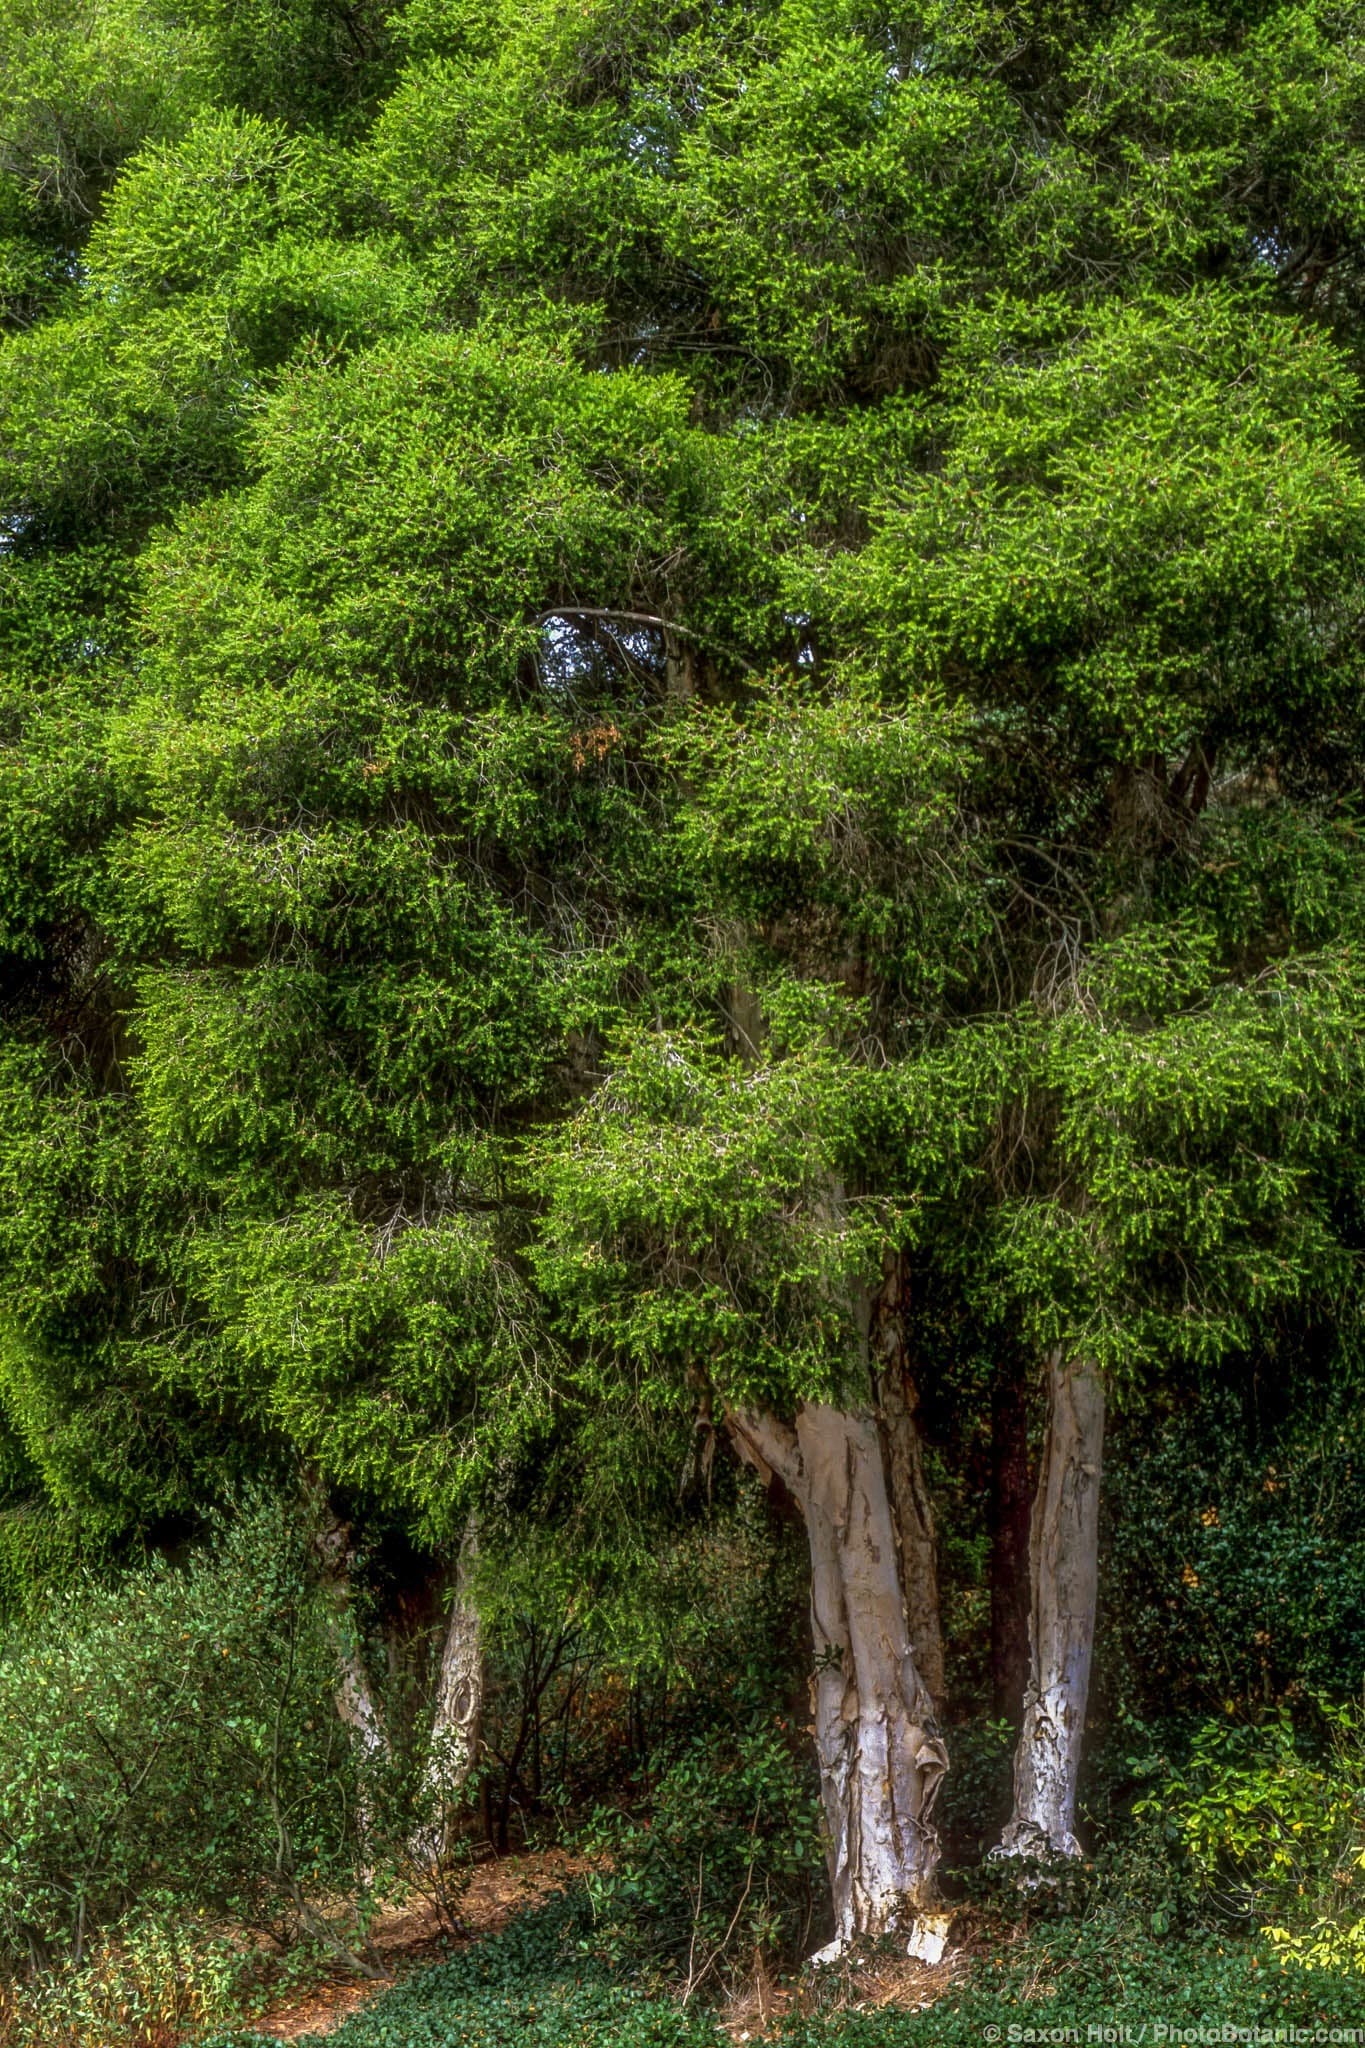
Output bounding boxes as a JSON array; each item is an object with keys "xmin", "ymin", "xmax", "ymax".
[
  {"xmin": 538, "ymin": 610, "xmax": 665, "ymax": 699},
  {"xmin": 783, "ymin": 610, "xmax": 816, "ymax": 670}
]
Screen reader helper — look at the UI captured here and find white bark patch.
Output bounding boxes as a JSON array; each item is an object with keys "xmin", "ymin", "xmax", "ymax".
[
  {"xmin": 999, "ymin": 1353, "xmax": 1104, "ymax": 1861},
  {"xmin": 905, "ymin": 1910, "xmax": 954, "ymax": 1964},
  {"xmin": 334, "ymin": 1637, "xmax": 389, "ymax": 1766}
]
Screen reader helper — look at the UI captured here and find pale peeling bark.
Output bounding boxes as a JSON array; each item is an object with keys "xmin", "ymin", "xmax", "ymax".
[
  {"xmin": 729, "ymin": 1401, "xmax": 947, "ymax": 1949},
  {"xmin": 334, "ymin": 1638, "xmax": 389, "ymax": 1768},
  {"xmin": 412, "ymin": 1519, "xmax": 484, "ymax": 1865},
  {"xmin": 998, "ymin": 1352, "xmax": 1104, "ymax": 1860}
]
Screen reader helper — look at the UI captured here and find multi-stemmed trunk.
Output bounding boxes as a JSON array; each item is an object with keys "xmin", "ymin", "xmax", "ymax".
[
  {"xmin": 997, "ymin": 1352, "xmax": 1105, "ymax": 1860},
  {"xmin": 728, "ymin": 1398, "xmax": 947, "ymax": 1949},
  {"xmin": 317, "ymin": 1507, "xmax": 484, "ymax": 1870}
]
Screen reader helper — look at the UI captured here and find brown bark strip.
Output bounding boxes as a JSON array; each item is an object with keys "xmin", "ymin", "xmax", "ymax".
[{"xmin": 872, "ymin": 1254, "xmax": 946, "ymax": 1718}]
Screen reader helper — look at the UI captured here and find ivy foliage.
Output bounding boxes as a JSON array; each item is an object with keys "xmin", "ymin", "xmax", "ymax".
[{"xmin": 199, "ymin": 1884, "xmax": 1365, "ymax": 2048}]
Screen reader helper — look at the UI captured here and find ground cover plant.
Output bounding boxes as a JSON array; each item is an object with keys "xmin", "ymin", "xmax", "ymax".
[
  {"xmin": 1, "ymin": 0, "xmax": 1365, "ymax": 2038},
  {"xmin": 195, "ymin": 1885, "xmax": 1365, "ymax": 2048}
]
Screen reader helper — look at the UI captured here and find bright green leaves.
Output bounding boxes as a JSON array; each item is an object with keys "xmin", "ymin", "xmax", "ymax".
[
  {"xmin": 137, "ymin": 328, "xmax": 709, "ymax": 708},
  {"xmin": 530, "ymin": 1023, "xmax": 900, "ymax": 1413},
  {"xmin": 361, "ymin": 0, "xmax": 1365, "ymax": 397},
  {"xmin": 184, "ymin": 1196, "xmax": 553, "ymax": 1538},
  {"xmin": 663, "ymin": 19, "xmax": 1015, "ymax": 391},
  {"xmin": 967, "ymin": 930, "xmax": 1365, "ymax": 1385},
  {"xmin": 3, "ymin": 0, "xmax": 1365, "ymax": 1578},
  {"xmin": 363, "ymin": 0, "xmax": 695, "ymax": 332},
  {"xmin": 0, "ymin": 1043, "xmax": 243, "ymax": 1537},
  {"xmin": 1190, "ymin": 800, "xmax": 1365, "ymax": 961},
  {"xmin": 0, "ymin": 1500, "xmax": 360, "ymax": 1948},
  {"xmin": 846, "ymin": 294, "xmax": 1365, "ymax": 760},
  {"xmin": 365, "ymin": 0, "xmax": 1017, "ymax": 385},
  {"xmin": 127, "ymin": 939, "xmax": 563, "ymax": 1193},
  {"xmin": 664, "ymin": 685, "xmax": 964, "ymax": 893},
  {"xmin": 0, "ymin": 0, "xmax": 214, "ymax": 234},
  {"xmin": 82, "ymin": 109, "xmax": 428, "ymax": 365},
  {"xmin": 85, "ymin": 112, "xmax": 315, "ymax": 300},
  {"xmin": 656, "ymin": 681, "xmax": 990, "ymax": 1014},
  {"xmin": 0, "ymin": 296, "xmax": 248, "ymax": 536},
  {"xmin": 167, "ymin": 0, "xmax": 398, "ymax": 133},
  {"xmin": 1012, "ymin": 12, "xmax": 1248, "ymax": 284}
]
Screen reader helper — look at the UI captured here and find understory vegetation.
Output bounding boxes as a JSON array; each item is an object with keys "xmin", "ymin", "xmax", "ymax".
[{"xmin": 2, "ymin": 0, "xmax": 1365, "ymax": 2038}]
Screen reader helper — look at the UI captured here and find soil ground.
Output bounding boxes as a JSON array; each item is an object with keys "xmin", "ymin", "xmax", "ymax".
[{"xmin": 254, "ymin": 1848, "xmax": 594, "ymax": 2040}]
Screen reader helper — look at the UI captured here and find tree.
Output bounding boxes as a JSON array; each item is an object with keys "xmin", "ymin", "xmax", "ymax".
[{"xmin": 2, "ymin": 0, "xmax": 1365, "ymax": 1951}]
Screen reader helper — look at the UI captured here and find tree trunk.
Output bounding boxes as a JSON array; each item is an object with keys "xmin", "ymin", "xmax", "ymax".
[
  {"xmin": 413, "ymin": 1518, "xmax": 484, "ymax": 1865},
  {"xmin": 728, "ymin": 1401, "xmax": 947, "ymax": 1950},
  {"xmin": 989, "ymin": 1358, "xmax": 1032, "ymax": 1725},
  {"xmin": 873, "ymin": 1255, "xmax": 946, "ymax": 1717},
  {"xmin": 314, "ymin": 1513, "xmax": 390, "ymax": 1855},
  {"xmin": 997, "ymin": 1352, "xmax": 1104, "ymax": 1859},
  {"xmin": 333, "ymin": 1631, "xmax": 389, "ymax": 1769}
]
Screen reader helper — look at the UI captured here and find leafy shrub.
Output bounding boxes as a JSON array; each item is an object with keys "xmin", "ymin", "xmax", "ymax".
[
  {"xmin": 1148, "ymin": 1703, "xmax": 1365, "ymax": 1970},
  {"xmin": 0, "ymin": 1494, "xmax": 358, "ymax": 1970},
  {"xmin": 1102, "ymin": 1384, "xmax": 1365, "ymax": 1722},
  {"xmin": 580, "ymin": 1720, "xmax": 824, "ymax": 1995},
  {"xmin": 469, "ymin": 1488, "xmax": 811, "ymax": 1851},
  {"xmin": 0, "ymin": 1910, "xmax": 254, "ymax": 2048},
  {"xmin": 935, "ymin": 1715, "xmax": 1015, "ymax": 1859}
]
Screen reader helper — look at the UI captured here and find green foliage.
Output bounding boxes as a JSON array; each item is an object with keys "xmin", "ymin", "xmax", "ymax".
[
  {"xmin": 1149, "ymin": 1705, "xmax": 1365, "ymax": 1969},
  {"xmin": 580, "ymin": 1722, "xmax": 823, "ymax": 1990},
  {"xmin": 208, "ymin": 1892, "xmax": 728, "ymax": 2048},
  {"xmin": 2, "ymin": 0, "xmax": 1365, "ymax": 2009},
  {"xmin": 783, "ymin": 1923, "xmax": 1365, "ymax": 2047},
  {"xmin": 200, "ymin": 1890, "xmax": 1365, "ymax": 2048},
  {"xmin": 844, "ymin": 293, "xmax": 1365, "ymax": 759},
  {"xmin": 0, "ymin": 0, "xmax": 213, "ymax": 235},
  {"xmin": 1103, "ymin": 1379, "xmax": 1365, "ymax": 1717},
  {"xmin": 3, "ymin": 0, "xmax": 1365, "ymax": 1578},
  {"xmin": 0, "ymin": 1495, "xmax": 358, "ymax": 1966},
  {"xmin": 0, "ymin": 1911, "xmax": 256, "ymax": 2048}
]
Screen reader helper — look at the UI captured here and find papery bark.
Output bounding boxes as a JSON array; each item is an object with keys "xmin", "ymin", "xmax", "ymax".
[
  {"xmin": 316, "ymin": 1517, "xmax": 389, "ymax": 1770},
  {"xmin": 997, "ymin": 1352, "xmax": 1104, "ymax": 1859},
  {"xmin": 729, "ymin": 1400, "xmax": 947, "ymax": 1947},
  {"xmin": 314, "ymin": 1511, "xmax": 390, "ymax": 1858}
]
